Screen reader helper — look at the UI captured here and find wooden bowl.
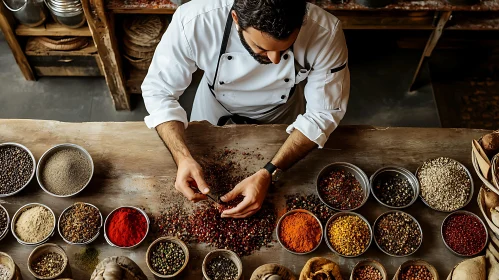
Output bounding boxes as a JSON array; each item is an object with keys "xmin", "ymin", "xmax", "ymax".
[
  {"xmin": 393, "ymin": 259, "xmax": 439, "ymax": 280},
  {"xmin": 146, "ymin": 237, "xmax": 189, "ymax": 278},
  {"xmin": 350, "ymin": 259, "xmax": 387, "ymax": 280},
  {"xmin": 202, "ymin": 249, "xmax": 242, "ymax": 280},
  {"xmin": 0, "ymin": 252, "xmax": 21, "ymax": 280},
  {"xmin": 28, "ymin": 243, "xmax": 71, "ymax": 280}
]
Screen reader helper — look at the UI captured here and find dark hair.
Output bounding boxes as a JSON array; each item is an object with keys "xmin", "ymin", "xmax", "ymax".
[{"xmin": 233, "ymin": 0, "xmax": 307, "ymax": 40}]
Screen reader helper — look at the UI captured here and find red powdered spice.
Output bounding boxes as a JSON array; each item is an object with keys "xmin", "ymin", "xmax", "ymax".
[{"xmin": 107, "ymin": 208, "xmax": 147, "ymax": 247}]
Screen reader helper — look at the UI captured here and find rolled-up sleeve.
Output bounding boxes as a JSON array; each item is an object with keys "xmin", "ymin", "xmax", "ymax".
[
  {"xmin": 286, "ymin": 21, "xmax": 350, "ymax": 148},
  {"xmin": 142, "ymin": 9, "xmax": 197, "ymax": 129}
]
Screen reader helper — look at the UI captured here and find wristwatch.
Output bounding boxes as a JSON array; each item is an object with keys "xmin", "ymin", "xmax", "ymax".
[{"xmin": 263, "ymin": 162, "xmax": 283, "ymax": 182}]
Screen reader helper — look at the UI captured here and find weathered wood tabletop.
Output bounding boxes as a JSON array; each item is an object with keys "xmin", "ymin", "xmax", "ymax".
[{"xmin": 0, "ymin": 119, "xmax": 490, "ymax": 280}]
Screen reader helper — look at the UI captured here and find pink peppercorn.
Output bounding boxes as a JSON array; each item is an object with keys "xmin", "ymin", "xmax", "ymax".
[{"xmin": 442, "ymin": 213, "xmax": 486, "ymax": 256}]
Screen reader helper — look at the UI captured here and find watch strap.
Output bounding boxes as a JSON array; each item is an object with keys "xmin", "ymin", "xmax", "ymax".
[{"xmin": 263, "ymin": 162, "xmax": 278, "ymax": 176}]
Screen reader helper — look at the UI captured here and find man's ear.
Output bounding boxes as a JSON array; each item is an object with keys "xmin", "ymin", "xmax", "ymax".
[{"xmin": 231, "ymin": 10, "xmax": 239, "ymax": 28}]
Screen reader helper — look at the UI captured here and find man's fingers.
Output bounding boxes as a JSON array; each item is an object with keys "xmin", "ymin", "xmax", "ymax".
[
  {"xmin": 192, "ymin": 172, "xmax": 210, "ymax": 194},
  {"xmin": 221, "ymin": 196, "xmax": 253, "ymax": 217},
  {"xmin": 223, "ymin": 208, "xmax": 259, "ymax": 219},
  {"xmin": 220, "ymin": 187, "xmax": 243, "ymax": 203},
  {"xmin": 175, "ymin": 180, "xmax": 206, "ymax": 202}
]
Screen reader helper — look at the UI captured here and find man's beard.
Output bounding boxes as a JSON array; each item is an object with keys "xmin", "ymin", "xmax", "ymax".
[{"xmin": 238, "ymin": 29, "xmax": 272, "ymax": 65}]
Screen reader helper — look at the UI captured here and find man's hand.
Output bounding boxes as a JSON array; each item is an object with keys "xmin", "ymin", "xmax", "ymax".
[
  {"xmin": 220, "ymin": 169, "xmax": 271, "ymax": 218},
  {"xmin": 175, "ymin": 157, "xmax": 210, "ymax": 203}
]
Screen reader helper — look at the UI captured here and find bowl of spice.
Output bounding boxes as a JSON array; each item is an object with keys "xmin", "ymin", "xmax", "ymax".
[
  {"xmin": 0, "ymin": 252, "xmax": 21, "ymax": 280},
  {"xmin": 393, "ymin": 259, "xmax": 438, "ymax": 280},
  {"xmin": 373, "ymin": 211, "xmax": 422, "ymax": 257},
  {"xmin": 0, "ymin": 204, "xmax": 9, "ymax": 242},
  {"xmin": 441, "ymin": 210, "xmax": 488, "ymax": 257},
  {"xmin": 202, "ymin": 249, "xmax": 242, "ymax": 280},
  {"xmin": 104, "ymin": 206, "xmax": 149, "ymax": 249},
  {"xmin": 417, "ymin": 157, "xmax": 473, "ymax": 212},
  {"xmin": 36, "ymin": 143, "xmax": 94, "ymax": 197},
  {"xmin": 0, "ymin": 142, "xmax": 36, "ymax": 197},
  {"xmin": 325, "ymin": 212, "xmax": 372, "ymax": 258},
  {"xmin": 28, "ymin": 243, "xmax": 71, "ymax": 280},
  {"xmin": 350, "ymin": 259, "xmax": 387, "ymax": 280},
  {"xmin": 317, "ymin": 162, "xmax": 370, "ymax": 211},
  {"xmin": 146, "ymin": 237, "xmax": 189, "ymax": 278},
  {"xmin": 370, "ymin": 166, "xmax": 419, "ymax": 209},
  {"xmin": 11, "ymin": 203, "xmax": 56, "ymax": 246},
  {"xmin": 58, "ymin": 202, "xmax": 102, "ymax": 245},
  {"xmin": 276, "ymin": 209, "xmax": 323, "ymax": 255}
]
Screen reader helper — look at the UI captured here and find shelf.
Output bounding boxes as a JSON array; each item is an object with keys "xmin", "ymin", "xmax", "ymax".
[
  {"xmin": 25, "ymin": 38, "xmax": 98, "ymax": 56},
  {"xmin": 16, "ymin": 22, "xmax": 91, "ymax": 37},
  {"xmin": 336, "ymin": 12, "xmax": 436, "ymax": 29},
  {"xmin": 447, "ymin": 15, "xmax": 499, "ymax": 30},
  {"xmin": 126, "ymin": 67, "xmax": 147, "ymax": 94}
]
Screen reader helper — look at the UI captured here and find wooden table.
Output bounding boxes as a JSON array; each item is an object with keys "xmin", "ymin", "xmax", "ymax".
[{"xmin": 0, "ymin": 119, "xmax": 490, "ymax": 279}]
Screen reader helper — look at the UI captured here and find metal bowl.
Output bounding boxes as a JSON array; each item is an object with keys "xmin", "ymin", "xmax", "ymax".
[
  {"xmin": 58, "ymin": 202, "xmax": 102, "ymax": 245},
  {"xmin": 325, "ymin": 212, "xmax": 372, "ymax": 258},
  {"xmin": 394, "ymin": 259, "xmax": 439, "ymax": 280},
  {"xmin": 316, "ymin": 162, "xmax": 370, "ymax": 211},
  {"xmin": 202, "ymin": 249, "xmax": 242, "ymax": 280},
  {"xmin": 276, "ymin": 209, "xmax": 323, "ymax": 255},
  {"xmin": 416, "ymin": 157, "xmax": 474, "ymax": 212},
  {"xmin": 0, "ymin": 142, "xmax": 36, "ymax": 197},
  {"xmin": 350, "ymin": 259, "xmax": 388, "ymax": 280},
  {"xmin": 36, "ymin": 143, "xmax": 94, "ymax": 198},
  {"xmin": 373, "ymin": 210, "xmax": 423, "ymax": 257},
  {"xmin": 370, "ymin": 166, "xmax": 420, "ymax": 209},
  {"xmin": 441, "ymin": 210, "xmax": 488, "ymax": 257},
  {"xmin": 0, "ymin": 204, "xmax": 10, "ymax": 242},
  {"xmin": 146, "ymin": 237, "xmax": 189, "ymax": 278},
  {"xmin": 27, "ymin": 243, "xmax": 70, "ymax": 279},
  {"xmin": 104, "ymin": 206, "xmax": 150, "ymax": 249},
  {"xmin": 11, "ymin": 203, "xmax": 56, "ymax": 246}
]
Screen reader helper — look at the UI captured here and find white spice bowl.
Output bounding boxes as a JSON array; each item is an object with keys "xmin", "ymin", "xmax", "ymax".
[
  {"xmin": 0, "ymin": 142, "xmax": 36, "ymax": 197},
  {"xmin": 441, "ymin": 210, "xmax": 488, "ymax": 257},
  {"xmin": 0, "ymin": 204, "xmax": 10, "ymax": 242},
  {"xmin": 370, "ymin": 166, "xmax": 420, "ymax": 209},
  {"xmin": 276, "ymin": 209, "xmax": 323, "ymax": 255},
  {"xmin": 202, "ymin": 249, "xmax": 242, "ymax": 280},
  {"xmin": 0, "ymin": 252, "xmax": 22, "ymax": 280},
  {"xmin": 11, "ymin": 203, "xmax": 56, "ymax": 246},
  {"xmin": 103, "ymin": 206, "xmax": 150, "ymax": 249},
  {"xmin": 316, "ymin": 162, "xmax": 370, "ymax": 211},
  {"xmin": 28, "ymin": 243, "xmax": 72, "ymax": 280},
  {"xmin": 58, "ymin": 202, "xmax": 103, "ymax": 245},
  {"xmin": 325, "ymin": 212, "xmax": 372, "ymax": 258},
  {"xmin": 146, "ymin": 237, "xmax": 189, "ymax": 278},
  {"xmin": 36, "ymin": 143, "xmax": 94, "ymax": 198},
  {"xmin": 350, "ymin": 259, "xmax": 387, "ymax": 280}
]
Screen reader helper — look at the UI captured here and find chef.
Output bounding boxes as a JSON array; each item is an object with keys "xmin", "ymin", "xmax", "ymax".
[{"xmin": 142, "ymin": 0, "xmax": 350, "ymax": 218}]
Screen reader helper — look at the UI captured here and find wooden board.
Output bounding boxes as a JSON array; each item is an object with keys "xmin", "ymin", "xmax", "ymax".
[
  {"xmin": 25, "ymin": 38, "xmax": 98, "ymax": 56},
  {"xmin": 15, "ymin": 22, "xmax": 92, "ymax": 37},
  {"xmin": 0, "ymin": 120, "xmax": 491, "ymax": 280}
]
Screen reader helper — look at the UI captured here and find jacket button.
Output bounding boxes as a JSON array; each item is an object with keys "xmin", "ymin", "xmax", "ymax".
[
  {"xmin": 227, "ymin": 56, "xmax": 233, "ymax": 60},
  {"xmin": 281, "ymin": 95, "xmax": 286, "ymax": 99},
  {"xmin": 284, "ymin": 78, "xmax": 290, "ymax": 83},
  {"xmin": 283, "ymin": 54, "xmax": 289, "ymax": 60},
  {"xmin": 219, "ymin": 81, "xmax": 225, "ymax": 85}
]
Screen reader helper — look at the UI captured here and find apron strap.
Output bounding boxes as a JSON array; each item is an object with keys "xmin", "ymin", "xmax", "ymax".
[{"xmin": 209, "ymin": 11, "xmax": 233, "ymax": 91}]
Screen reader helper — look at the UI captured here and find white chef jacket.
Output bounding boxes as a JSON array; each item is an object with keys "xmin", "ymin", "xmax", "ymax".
[{"xmin": 142, "ymin": 0, "xmax": 350, "ymax": 148}]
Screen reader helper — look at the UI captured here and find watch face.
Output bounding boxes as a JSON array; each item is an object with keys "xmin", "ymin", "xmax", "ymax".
[{"xmin": 272, "ymin": 169, "xmax": 283, "ymax": 182}]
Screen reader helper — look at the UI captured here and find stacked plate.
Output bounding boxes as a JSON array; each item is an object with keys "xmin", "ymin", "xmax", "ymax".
[{"xmin": 44, "ymin": 0, "xmax": 86, "ymax": 28}]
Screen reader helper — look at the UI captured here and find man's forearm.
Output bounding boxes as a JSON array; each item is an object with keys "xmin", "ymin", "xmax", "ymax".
[
  {"xmin": 156, "ymin": 121, "xmax": 192, "ymax": 165},
  {"xmin": 270, "ymin": 129, "xmax": 317, "ymax": 170}
]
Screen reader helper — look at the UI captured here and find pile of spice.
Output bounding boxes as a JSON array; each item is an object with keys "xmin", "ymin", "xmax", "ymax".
[
  {"xmin": 149, "ymin": 241, "xmax": 185, "ymax": 276},
  {"xmin": 106, "ymin": 207, "xmax": 147, "ymax": 247},
  {"xmin": 285, "ymin": 194, "xmax": 335, "ymax": 224},
  {"xmin": 417, "ymin": 157, "xmax": 471, "ymax": 211},
  {"xmin": 278, "ymin": 212, "xmax": 322, "ymax": 253},
  {"xmin": 0, "ymin": 264, "xmax": 10, "ymax": 279},
  {"xmin": 206, "ymin": 256, "xmax": 238, "ymax": 280},
  {"xmin": 353, "ymin": 265, "xmax": 383, "ymax": 280},
  {"xmin": 59, "ymin": 203, "xmax": 101, "ymax": 243},
  {"xmin": 0, "ymin": 145, "xmax": 33, "ymax": 195},
  {"xmin": 40, "ymin": 148, "xmax": 92, "ymax": 196},
  {"xmin": 400, "ymin": 265, "xmax": 434, "ymax": 280},
  {"xmin": 318, "ymin": 169, "xmax": 364, "ymax": 210},
  {"xmin": 74, "ymin": 247, "xmax": 99, "ymax": 272},
  {"xmin": 373, "ymin": 174, "xmax": 413, "ymax": 207},
  {"xmin": 30, "ymin": 252, "xmax": 65, "ymax": 278},
  {"xmin": 374, "ymin": 212, "xmax": 421, "ymax": 256},
  {"xmin": 15, "ymin": 205, "xmax": 54, "ymax": 243},
  {"xmin": 442, "ymin": 213, "xmax": 487, "ymax": 256},
  {"xmin": 0, "ymin": 206, "xmax": 7, "ymax": 235},
  {"xmin": 327, "ymin": 214, "xmax": 370, "ymax": 256}
]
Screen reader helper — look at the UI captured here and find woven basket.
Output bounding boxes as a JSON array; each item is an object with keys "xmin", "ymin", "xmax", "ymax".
[
  {"xmin": 393, "ymin": 259, "xmax": 439, "ymax": 280},
  {"xmin": 478, "ymin": 187, "xmax": 499, "ymax": 237},
  {"xmin": 124, "ymin": 54, "xmax": 152, "ymax": 70},
  {"xmin": 123, "ymin": 37, "xmax": 155, "ymax": 59},
  {"xmin": 123, "ymin": 16, "xmax": 168, "ymax": 47},
  {"xmin": 36, "ymin": 37, "xmax": 89, "ymax": 51},
  {"xmin": 472, "ymin": 130, "xmax": 499, "ymax": 195}
]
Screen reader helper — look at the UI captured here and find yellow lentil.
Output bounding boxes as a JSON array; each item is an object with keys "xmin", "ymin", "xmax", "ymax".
[{"xmin": 328, "ymin": 215, "xmax": 370, "ymax": 256}]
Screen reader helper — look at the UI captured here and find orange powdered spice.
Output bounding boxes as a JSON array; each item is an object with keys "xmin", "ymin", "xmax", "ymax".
[{"xmin": 279, "ymin": 212, "xmax": 322, "ymax": 253}]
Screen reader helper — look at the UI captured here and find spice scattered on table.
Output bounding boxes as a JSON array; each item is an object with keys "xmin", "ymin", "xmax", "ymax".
[
  {"xmin": 417, "ymin": 157, "xmax": 471, "ymax": 211},
  {"xmin": 318, "ymin": 169, "xmax": 364, "ymax": 210},
  {"xmin": 373, "ymin": 174, "xmax": 413, "ymax": 207},
  {"xmin": 0, "ymin": 206, "xmax": 7, "ymax": 235},
  {"xmin": 40, "ymin": 148, "xmax": 92, "ymax": 196},
  {"xmin": 0, "ymin": 264, "xmax": 10, "ymax": 279},
  {"xmin": 60, "ymin": 203, "xmax": 101, "ymax": 243},
  {"xmin": 150, "ymin": 241, "xmax": 185, "ymax": 276},
  {"xmin": 279, "ymin": 212, "xmax": 322, "ymax": 253},
  {"xmin": 0, "ymin": 145, "xmax": 33, "ymax": 195},
  {"xmin": 400, "ymin": 265, "xmax": 434, "ymax": 280},
  {"xmin": 31, "ymin": 252, "xmax": 64, "ymax": 278},
  {"xmin": 353, "ymin": 265, "xmax": 383, "ymax": 280},
  {"xmin": 206, "ymin": 256, "xmax": 238, "ymax": 280},
  {"xmin": 443, "ymin": 213, "xmax": 486, "ymax": 256},
  {"xmin": 374, "ymin": 212, "xmax": 421, "ymax": 256},
  {"xmin": 106, "ymin": 207, "xmax": 147, "ymax": 247},
  {"xmin": 15, "ymin": 205, "xmax": 54, "ymax": 243},
  {"xmin": 328, "ymin": 215, "xmax": 370, "ymax": 256},
  {"xmin": 285, "ymin": 194, "xmax": 335, "ymax": 224},
  {"xmin": 74, "ymin": 247, "xmax": 99, "ymax": 272}
]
